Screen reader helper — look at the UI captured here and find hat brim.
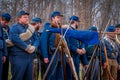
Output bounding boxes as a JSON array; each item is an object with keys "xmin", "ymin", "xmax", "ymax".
[
  {"xmin": 17, "ymin": 13, "xmax": 29, "ymax": 17},
  {"xmin": 54, "ymin": 14, "xmax": 63, "ymax": 17},
  {"xmin": 73, "ymin": 20, "xmax": 80, "ymax": 22},
  {"xmin": 23, "ymin": 13, "xmax": 29, "ymax": 15}
]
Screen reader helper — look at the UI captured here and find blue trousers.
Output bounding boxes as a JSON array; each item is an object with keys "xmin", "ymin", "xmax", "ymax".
[
  {"xmin": 0, "ymin": 53, "xmax": 3, "ymax": 80},
  {"xmin": 2, "ymin": 57, "xmax": 9, "ymax": 80},
  {"xmin": 9, "ymin": 55, "xmax": 33, "ymax": 80}
]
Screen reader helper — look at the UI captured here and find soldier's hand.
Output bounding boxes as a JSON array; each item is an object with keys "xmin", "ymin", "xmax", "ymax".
[
  {"xmin": 103, "ymin": 62, "xmax": 107, "ymax": 69},
  {"xmin": 2, "ymin": 56, "xmax": 6, "ymax": 63},
  {"xmin": 81, "ymin": 48, "xmax": 86, "ymax": 54},
  {"xmin": 76, "ymin": 49, "xmax": 83, "ymax": 55},
  {"xmin": 25, "ymin": 45, "xmax": 31, "ymax": 53},
  {"xmin": 29, "ymin": 46, "xmax": 36, "ymax": 53},
  {"xmin": 44, "ymin": 58, "xmax": 49, "ymax": 63},
  {"xmin": 84, "ymin": 65, "xmax": 88, "ymax": 70},
  {"xmin": 25, "ymin": 45, "xmax": 36, "ymax": 54},
  {"xmin": 118, "ymin": 65, "xmax": 120, "ymax": 70}
]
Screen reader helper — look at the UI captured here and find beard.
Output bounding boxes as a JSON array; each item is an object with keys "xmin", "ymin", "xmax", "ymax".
[
  {"xmin": 75, "ymin": 24, "xmax": 78, "ymax": 29},
  {"xmin": 21, "ymin": 20, "xmax": 29, "ymax": 25},
  {"xmin": 35, "ymin": 26, "xmax": 40, "ymax": 31}
]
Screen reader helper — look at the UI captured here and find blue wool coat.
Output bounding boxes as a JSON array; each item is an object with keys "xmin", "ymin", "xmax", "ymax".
[
  {"xmin": 9, "ymin": 23, "xmax": 39, "ymax": 80},
  {"xmin": 40, "ymin": 22, "xmax": 64, "ymax": 80},
  {"xmin": 0, "ymin": 23, "xmax": 8, "ymax": 80}
]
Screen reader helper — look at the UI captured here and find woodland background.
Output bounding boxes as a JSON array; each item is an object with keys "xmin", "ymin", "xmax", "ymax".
[
  {"xmin": 0, "ymin": 0, "xmax": 120, "ymax": 80},
  {"xmin": 0, "ymin": 0, "xmax": 120, "ymax": 30}
]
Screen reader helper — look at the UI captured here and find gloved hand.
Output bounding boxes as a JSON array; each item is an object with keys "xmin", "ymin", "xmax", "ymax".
[
  {"xmin": 29, "ymin": 46, "xmax": 36, "ymax": 53},
  {"xmin": 25, "ymin": 45, "xmax": 36, "ymax": 54}
]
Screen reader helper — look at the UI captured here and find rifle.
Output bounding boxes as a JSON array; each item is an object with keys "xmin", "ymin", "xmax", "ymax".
[{"xmin": 61, "ymin": 37, "xmax": 78, "ymax": 80}]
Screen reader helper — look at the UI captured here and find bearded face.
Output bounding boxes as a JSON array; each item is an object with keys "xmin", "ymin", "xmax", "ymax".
[
  {"xmin": 0, "ymin": 20, "xmax": 9, "ymax": 27},
  {"xmin": 116, "ymin": 28, "xmax": 120, "ymax": 33},
  {"xmin": 18, "ymin": 15, "xmax": 29, "ymax": 25},
  {"xmin": 52, "ymin": 16, "xmax": 62, "ymax": 24}
]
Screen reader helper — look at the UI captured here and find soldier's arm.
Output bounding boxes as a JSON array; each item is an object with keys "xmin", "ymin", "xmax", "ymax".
[
  {"xmin": 32, "ymin": 32, "xmax": 40, "ymax": 49},
  {"xmin": 117, "ymin": 48, "xmax": 120, "ymax": 65},
  {"xmin": 0, "ymin": 27, "xmax": 4, "ymax": 49},
  {"xmin": 40, "ymin": 24, "xmax": 50, "ymax": 59},
  {"xmin": 66, "ymin": 38, "xmax": 78, "ymax": 54},
  {"xmin": 9, "ymin": 25, "xmax": 28, "ymax": 50}
]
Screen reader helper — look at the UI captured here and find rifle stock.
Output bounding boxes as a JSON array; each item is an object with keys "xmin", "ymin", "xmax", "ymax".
[{"xmin": 62, "ymin": 38, "xmax": 78, "ymax": 80}]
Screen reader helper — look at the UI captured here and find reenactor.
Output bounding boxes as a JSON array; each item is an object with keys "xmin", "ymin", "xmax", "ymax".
[
  {"xmin": 30, "ymin": 17, "xmax": 43, "ymax": 80},
  {"xmin": 0, "ymin": 13, "xmax": 11, "ymax": 80},
  {"xmin": 115, "ymin": 24, "xmax": 120, "ymax": 80},
  {"xmin": 0, "ymin": 13, "xmax": 9, "ymax": 80},
  {"xmin": 66, "ymin": 15, "xmax": 88, "ymax": 80},
  {"xmin": 9, "ymin": 11, "xmax": 39, "ymax": 80},
  {"xmin": 102, "ymin": 25, "xmax": 120, "ymax": 80},
  {"xmin": 40, "ymin": 11, "xmax": 64, "ymax": 80}
]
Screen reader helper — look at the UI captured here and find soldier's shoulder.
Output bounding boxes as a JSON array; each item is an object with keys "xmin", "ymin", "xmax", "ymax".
[
  {"xmin": 44, "ymin": 22, "xmax": 51, "ymax": 28},
  {"xmin": 44, "ymin": 22, "xmax": 50, "ymax": 25},
  {"xmin": 10, "ymin": 23, "xmax": 20, "ymax": 31}
]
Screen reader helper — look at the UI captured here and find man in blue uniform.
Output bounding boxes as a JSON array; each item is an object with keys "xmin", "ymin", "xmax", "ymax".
[
  {"xmin": 66, "ymin": 16, "xmax": 88, "ymax": 80},
  {"xmin": 31, "ymin": 17, "xmax": 43, "ymax": 80},
  {"xmin": 102, "ymin": 25, "xmax": 120, "ymax": 80},
  {"xmin": 40, "ymin": 11, "xmax": 64, "ymax": 80},
  {"xmin": 115, "ymin": 24, "xmax": 120, "ymax": 80},
  {"xmin": 9, "ymin": 11, "xmax": 39, "ymax": 80},
  {"xmin": 0, "ymin": 13, "xmax": 8, "ymax": 80},
  {"xmin": 0, "ymin": 13, "xmax": 11, "ymax": 80}
]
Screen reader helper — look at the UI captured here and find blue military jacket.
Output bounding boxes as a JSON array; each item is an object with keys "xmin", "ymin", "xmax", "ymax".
[
  {"xmin": 2, "ymin": 26, "xmax": 9, "ymax": 40},
  {"xmin": 0, "ymin": 23, "xmax": 8, "ymax": 56},
  {"xmin": 40, "ymin": 22, "xmax": 62, "ymax": 59},
  {"xmin": 9, "ymin": 23, "xmax": 39, "ymax": 57},
  {"xmin": 101, "ymin": 37, "xmax": 120, "ymax": 64},
  {"xmin": 66, "ymin": 26, "xmax": 88, "ymax": 65}
]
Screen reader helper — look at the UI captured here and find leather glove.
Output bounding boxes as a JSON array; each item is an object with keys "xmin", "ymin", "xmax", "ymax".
[
  {"xmin": 25, "ymin": 45, "xmax": 32, "ymax": 53},
  {"xmin": 29, "ymin": 46, "xmax": 36, "ymax": 53},
  {"xmin": 25, "ymin": 45, "xmax": 36, "ymax": 54}
]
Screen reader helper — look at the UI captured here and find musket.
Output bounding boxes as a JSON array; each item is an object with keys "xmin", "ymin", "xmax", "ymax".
[
  {"xmin": 83, "ymin": 45, "xmax": 99, "ymax": 80},
  {"xmin": 61, "ymin": 37, "xmax": 78, "ymax": 80},
  {"xmin": 98, "ymin": 31, "xmax": 120, "ymax": 34}
]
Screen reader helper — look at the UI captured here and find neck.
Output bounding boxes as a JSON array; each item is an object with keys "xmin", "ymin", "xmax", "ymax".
[
  {"xmin": 18, "ymin": 22, "xmax": 28, "ymax": 26},
  {"xmin": 71, "ymin": 24, "xmax": 76, "ymax": 29}
]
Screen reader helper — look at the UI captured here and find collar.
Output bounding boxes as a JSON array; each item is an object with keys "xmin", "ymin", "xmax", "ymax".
[{"xmin": 70, "ymin": 25, "xmax": 76, "ymax": 30}]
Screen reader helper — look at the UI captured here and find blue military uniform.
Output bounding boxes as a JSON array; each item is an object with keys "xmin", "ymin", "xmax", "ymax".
[
  {"xmin": 0, "ymin": 23, "xmax": 8, "ymax": 80},
  {"xmin": 40, "ymin": 11, "xmax": 64, "ymax": 80},
  {"xmin": 102, "ymin": 26, "xmax": 120, "ymax": 80},
  {"xmin": 66, "ymin": 16, "xmax": 88, "ymax": 80},
  {"xmin": 31, "ymin": 17, "xmax": 43, "ymax": 79},
  {"xmin": 115, "ymin": 24, "xmax": 120, "ymax": 80},
  {"xmin": 1, "ymin": 13, "xmax": 11, "ymax": 80},
  {"xmin": 41, "ymin": 22, "xmax": 64, "ymax": 80},
  {"xmin": 2, "ymin": 25, "xmax": 10, "ymax": 80},
  {"xmin": 9, "ymin": 11, "xmax": 39, "ymax": 80}
]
